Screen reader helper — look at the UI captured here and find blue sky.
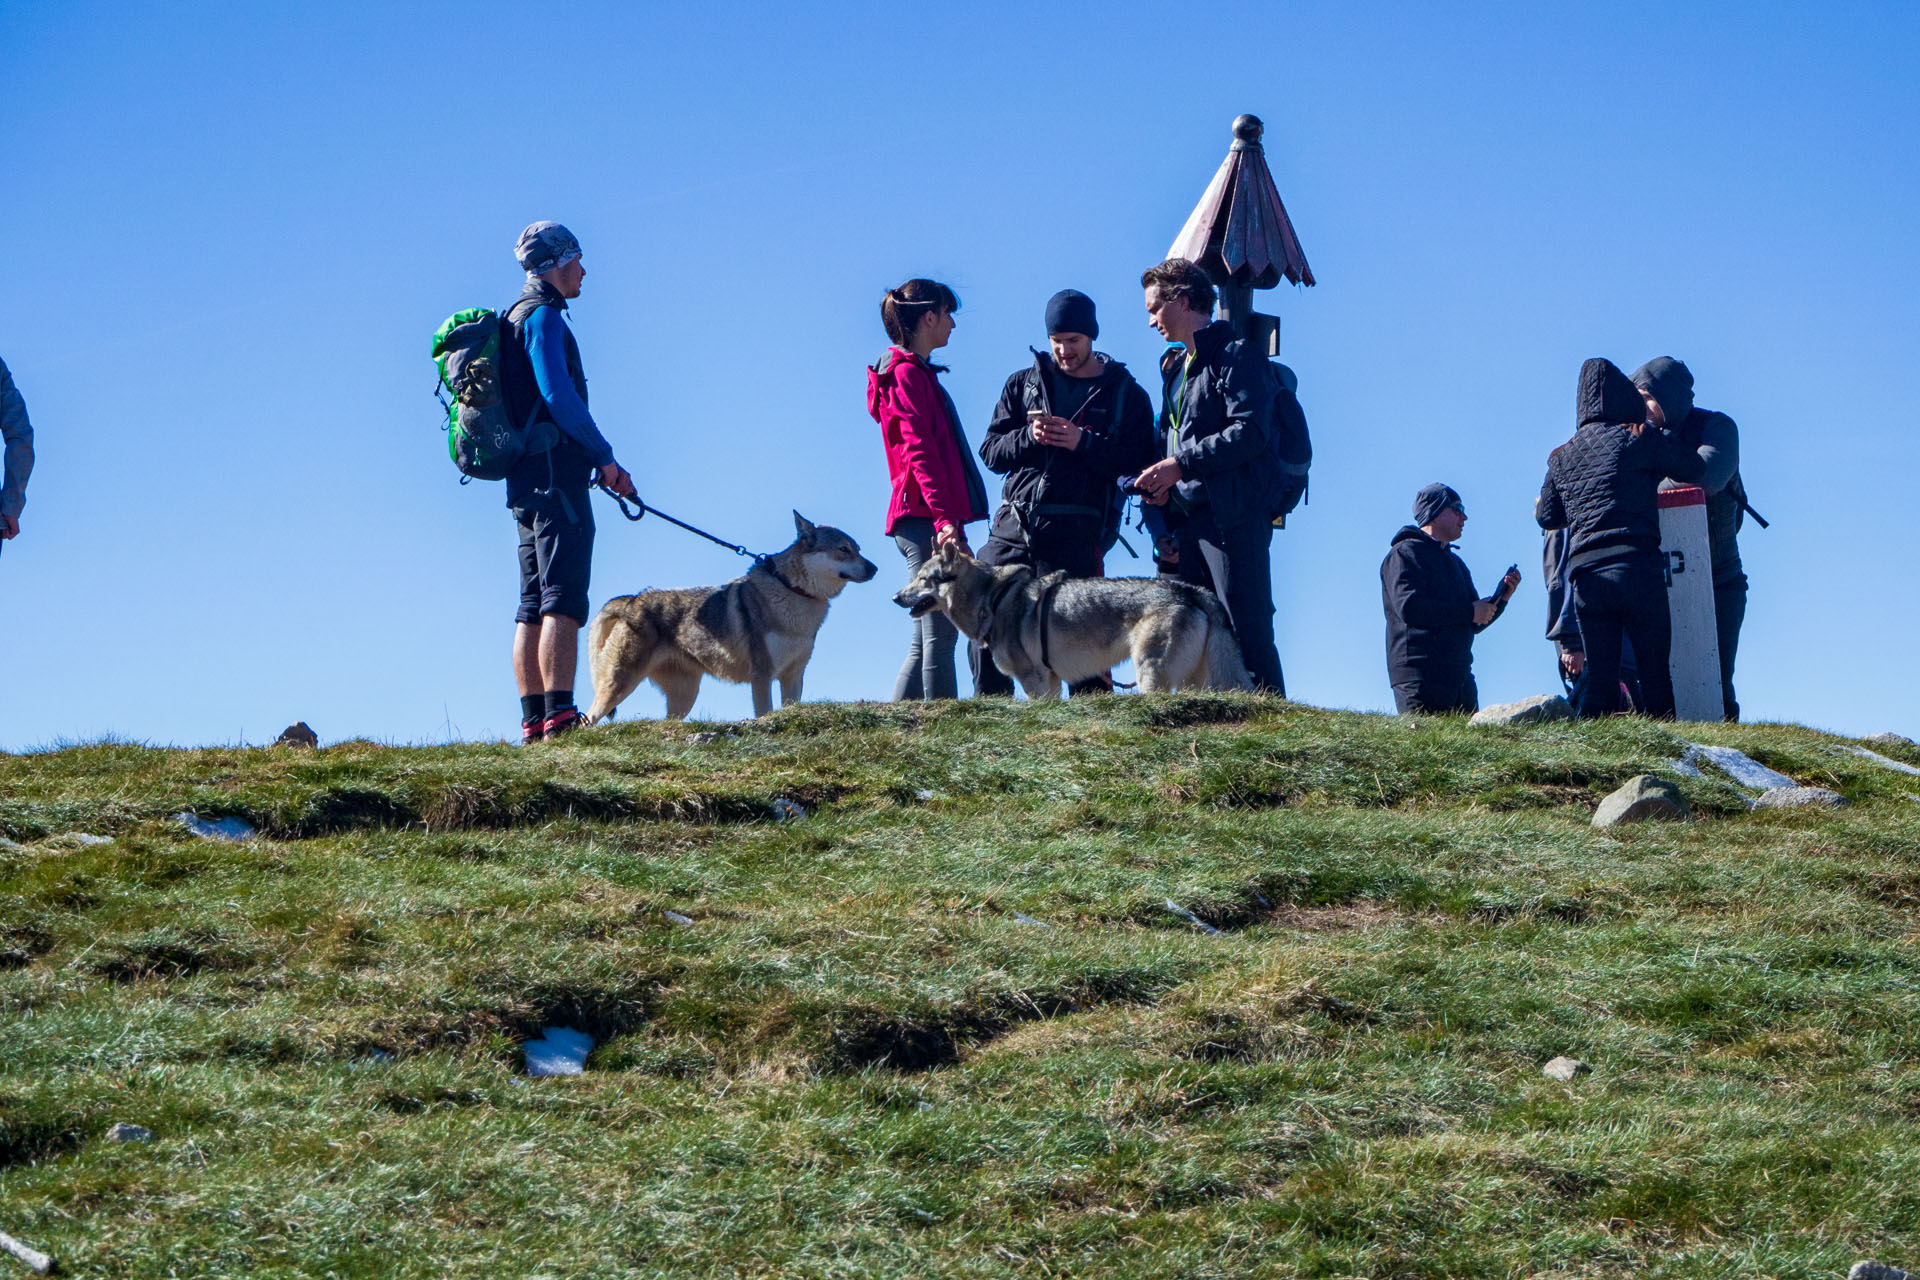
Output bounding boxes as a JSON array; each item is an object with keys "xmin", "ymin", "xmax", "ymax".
[{"xmin": 2, "ymin": 0, "xmax": 1914, "ymax": 748}]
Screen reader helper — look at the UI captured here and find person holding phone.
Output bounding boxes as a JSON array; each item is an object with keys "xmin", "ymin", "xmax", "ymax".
[
  {"xmin": 1381, "ymin": 483, "xmax": 1521, "ymax": 715},
  {"xmin": 971, "ymin": 290, "xmax": 1155, "ymax": 696}
]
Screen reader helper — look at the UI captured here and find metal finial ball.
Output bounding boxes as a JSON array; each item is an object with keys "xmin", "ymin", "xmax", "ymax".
[{"xmin": 1232, "ymin": 114, "xmax": 1264, "ymax": 144}]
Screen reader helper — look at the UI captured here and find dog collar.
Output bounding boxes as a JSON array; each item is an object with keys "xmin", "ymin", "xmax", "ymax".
[{"xmin": 755, "ymin": 559, "xmax": 824, "ymax": 602}]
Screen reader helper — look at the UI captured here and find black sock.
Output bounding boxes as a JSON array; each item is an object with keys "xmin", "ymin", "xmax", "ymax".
[
  {"xmin": 520, "ymin": 694, "xmax": 545, "ymax": 725},
  {"xmin": 544, "ymin": 690, "xmax": 575, "ymax": 719}
]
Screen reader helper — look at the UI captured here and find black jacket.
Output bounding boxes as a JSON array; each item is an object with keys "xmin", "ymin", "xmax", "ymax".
[
  {"xmin": 1382, "ymin": 525, "xmax": 1485, "ymax": 687},
  {"xmin": 980, "ymin": 351, "xmax": 1156, "ymax": 544},
  {"xmin": 1156, "ymin": 321, "xmax": 1285, "ymax": 528},
  {"xmin": 1535, "ymin": 358, "xmax": 1704, "ymax": 571}
]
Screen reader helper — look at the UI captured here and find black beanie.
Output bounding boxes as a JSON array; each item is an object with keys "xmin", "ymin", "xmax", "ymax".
[
  {"xmin": 1413, "ymin": 483, "xmax": 1466, "ymax": 526},
  {"xmin": 1044, "ymin": 289, "xmax": 1098, "ymax": 339}
]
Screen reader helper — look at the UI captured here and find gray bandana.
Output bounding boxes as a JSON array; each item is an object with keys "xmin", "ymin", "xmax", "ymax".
[{"xmin": 515, "ymin": 221, "xmax": 581, "ymax": 276}]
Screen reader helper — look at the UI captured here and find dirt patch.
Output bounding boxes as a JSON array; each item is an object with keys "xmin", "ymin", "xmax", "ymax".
[
  {"xmin": 1266, "ymin": 902, "xmax": 1404, "ymax": 932},
  {"xmin": 89, "ymin": 928, "xmax": 249, "ymax": 982}
]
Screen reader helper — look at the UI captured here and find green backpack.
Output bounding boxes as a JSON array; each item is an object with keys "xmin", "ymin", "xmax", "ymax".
[{"xmin": 430, "ymin": 307, "xmax": 557, "ymax": 481}]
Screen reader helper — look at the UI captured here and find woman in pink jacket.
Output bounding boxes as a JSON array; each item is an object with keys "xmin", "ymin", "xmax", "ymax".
[{"xmin": 867, "ymin": 279, "xmax": 989, "ymax": 700}]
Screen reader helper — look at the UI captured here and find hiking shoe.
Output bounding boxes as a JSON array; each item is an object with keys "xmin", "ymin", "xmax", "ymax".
[
  {"xmin": 539, "ymin": 707, "xmax": 586, "ymax": 741},
  {"xmin": 521, "ymin": 719, "xmax": 545, "ymax": 746}
]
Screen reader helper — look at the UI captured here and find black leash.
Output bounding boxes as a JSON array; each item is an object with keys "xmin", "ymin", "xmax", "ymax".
[{"xmin": 597, "ymin": 486, "xmax": 822, "ymax": 600}]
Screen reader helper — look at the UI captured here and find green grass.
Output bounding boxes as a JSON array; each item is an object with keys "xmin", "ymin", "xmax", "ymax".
[{"xmin": 3, "ymin": 696, "xmax": 1919, "ymax": 1277}]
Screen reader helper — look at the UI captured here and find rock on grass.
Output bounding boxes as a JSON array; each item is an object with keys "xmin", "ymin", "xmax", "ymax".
[
  {"xmin": 1542, "ymin": 1056, "xmax": 1591, "ymax": 1081},
  {"xmin": 1754, "ymin": 785, "xmax": 1848, "ymax": 809},
  {"xmin": 1592, "ymin": 775, "xmax": 1690, "ymax": 828},
  {"xmin": 1469, "ymin": 694, "xmax": 1573, "ymax": 726}
]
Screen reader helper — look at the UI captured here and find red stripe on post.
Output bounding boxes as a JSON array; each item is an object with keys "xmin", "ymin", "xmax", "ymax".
[{"xmin": 1657, "ymin": 486, "xmax": 1705, "ymax": 509}]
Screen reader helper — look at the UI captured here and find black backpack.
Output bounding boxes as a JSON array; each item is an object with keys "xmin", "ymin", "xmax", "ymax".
[{"xmin": 1267, "ymin": 361, "xmax": 1312, "ymax": 521}]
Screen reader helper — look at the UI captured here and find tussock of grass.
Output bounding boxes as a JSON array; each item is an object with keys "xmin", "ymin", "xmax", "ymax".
[{"xmin": 4, "ymin": 698, "xmax": 1920, "ymax": 1276}]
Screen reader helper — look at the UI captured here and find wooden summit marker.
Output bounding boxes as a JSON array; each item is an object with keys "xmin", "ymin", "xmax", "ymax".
[{"xmin": 1168, "ymin": 113, "xmax": 1314, "ymax": 354}]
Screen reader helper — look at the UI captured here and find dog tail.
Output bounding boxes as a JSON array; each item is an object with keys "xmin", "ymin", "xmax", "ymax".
[{"xmin": 1200, "ymin": 592, "xmax": 1254, "ymax": 691}]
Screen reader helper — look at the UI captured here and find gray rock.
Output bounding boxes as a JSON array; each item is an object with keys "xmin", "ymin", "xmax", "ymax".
[
  {"xmin": 1862, "ymin": 733, "xmax": 1916, "ymax": 748},
  {"xmin": 62, "ymin": 832, "xmax": 114, "ymax": 847},
  {"xmin": 1542, "ymin": 1056, "xmax": 1591, "ymax": 1082},
  {"xmin": 273, "ymin": 721, "xmax": 319, "ymax": 749},
  {"xmin": 105, "ymin": 1122, "xmax": 154, "ymax": 1142},
  {"xmin": 770, "ymin": 797, "xmax": 806, "ymax": 821},
  {"xmin": 1850, "ymin": 1264, "xmax": 1913, "ymax": 1280},
  {"xmin": 1469, "ymin": 694, "xmax": 1574, "ymax": 726},
  {"xmin": 1847, "ymin": 745, "xmax": 1920, "ymax": 777},
  {"xmin": 0, "ymin": 837, "xmax": 23, "ymax": 853},
  {"xmin": 1685, "ymin": 743, "xmax": 1798, "ymax": 790},
  {"xmin": 1592, "ymin": 775, "xmax": 1691, "ymax": 828},
  {"xmin": 1754, "ymin": 785, "xmax": 1848, "ymax": 809},
  {"xmin": 685, "ymin": 732, "xmax": 722, "ymax": 745}
]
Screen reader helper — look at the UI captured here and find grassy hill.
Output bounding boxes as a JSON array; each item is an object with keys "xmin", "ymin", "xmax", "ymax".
[{"xmin": 3, "ymin": 697, "xmax": 1919, "ymax": 1278}]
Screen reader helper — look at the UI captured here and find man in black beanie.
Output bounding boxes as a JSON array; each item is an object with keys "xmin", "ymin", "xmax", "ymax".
[
  {"xmin": 1381, "ymin": 484, "xmax": 1520, "ymax": 714},
  {"xmin": 972, "ymin": 290, "xmax": 1157, "ymax": 696}
]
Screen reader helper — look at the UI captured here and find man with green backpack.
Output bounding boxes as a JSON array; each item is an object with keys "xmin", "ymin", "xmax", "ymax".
[{"xmin": 435, "ymin": 221, "xmax": 636, "ymax": 742}]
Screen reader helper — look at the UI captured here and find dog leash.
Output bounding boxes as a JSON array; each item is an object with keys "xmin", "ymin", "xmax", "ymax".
[{"xmin": 597, "ymin": 485, "xmax": 823, "ymax": 601}]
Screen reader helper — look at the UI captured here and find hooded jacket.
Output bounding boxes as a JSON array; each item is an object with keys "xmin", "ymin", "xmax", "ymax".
[
  {"xmin": 1535, "ymin": 358, "xmax": 1704, "ymax": 571},
  {"xmin": 1156, "ymin": 321, "xmax": 1285, "ymax": 527},
  {"xmin": 1381, "ymin": 525, "xmax": 1485, "ymax": 688},
  {"xmin": 1632, "ymin": 357, "xmax": 1746, "ymax": 586},
  {"xmin": 868, "ymin": 347, "xmax": 990, "ymax": 536},
  {"xmin": 979, "ymin": 350, "xmax": 1156, "ymax": 542},
  {"xmin": 0, "ymin": 357, "xmax": 32, "ymax": 524}
]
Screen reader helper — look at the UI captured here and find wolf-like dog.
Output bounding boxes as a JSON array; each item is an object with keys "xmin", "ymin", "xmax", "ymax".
[
  {"xmin": 585, "ymin": 512, "xmax": 878, "ymax": 722},
  {"xmin": 892, "ymin": 542, "xmax": 1252, "ymax": 698}
]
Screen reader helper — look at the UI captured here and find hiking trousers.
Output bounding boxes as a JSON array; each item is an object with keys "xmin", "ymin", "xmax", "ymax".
[
  {"xmin": 1177, "ymin": 506, "xmax": 1285, "ymax": 696},
  {"xmin": 892, "ymin": 517, "xmax": 959, "ymax": 701},
  {"xmin": 1571, "ymin": 554, "xmax": 1673, "ymax": 718},
  {"xmin": 1715, "ymin": 573, "xmax": 1747, "ymax": 721}
]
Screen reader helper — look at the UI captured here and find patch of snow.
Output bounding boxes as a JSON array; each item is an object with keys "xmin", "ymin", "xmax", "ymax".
[
  {"xmin": 172, "ymin": 812, "xmax": 257, "ymax": 842},
  {"xmin": 1164, "ymin": 898, "xmax": 1221, "ymax": 936},
  {"xmin": 1009, "ymin": 912, "xmax": 1050, "ymax": 928},
  {"xmin": 523, "ymin": 1027, "xmax": 594, "ymax": 1077},
  {"xmin": 66, "ymin": 832, "xmax": 115, "ymax": 846},
  {"xmin": 1666, "ymin": 756, "xmax": 1704, "ymax": 779},
  {"xmin": 662, "ymin": 910, "xmax": 694, "ymax": 926}
]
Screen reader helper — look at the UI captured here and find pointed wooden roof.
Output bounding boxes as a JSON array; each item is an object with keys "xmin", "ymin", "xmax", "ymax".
[{"xmin": 1168, "ymin": 115, "xmax": 1315, "ymax": 290}]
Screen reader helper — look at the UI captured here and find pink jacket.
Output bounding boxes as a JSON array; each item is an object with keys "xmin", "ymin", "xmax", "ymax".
[{"xmin": 868, "ymin": 347, "xmax": 987, "ymax": 536}]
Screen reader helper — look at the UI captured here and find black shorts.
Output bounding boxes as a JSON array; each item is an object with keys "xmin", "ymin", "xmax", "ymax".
[{"xmin": 513, "ymin": 485, "xmax": 595, "ymax": 625}]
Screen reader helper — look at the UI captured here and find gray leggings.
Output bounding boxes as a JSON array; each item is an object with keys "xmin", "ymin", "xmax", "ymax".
[{"xmin": 892, "ymin": 517, "xmax": 958, "ymax": 701}]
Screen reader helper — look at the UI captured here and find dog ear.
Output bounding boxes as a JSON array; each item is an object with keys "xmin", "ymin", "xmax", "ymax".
[
  {"xmin": 937, "ymin": 539, "xmax": 959, "ymax": 565},
  {"xmin": 792, "ymin": 511, "xmax": 815, "ymax": 539}
]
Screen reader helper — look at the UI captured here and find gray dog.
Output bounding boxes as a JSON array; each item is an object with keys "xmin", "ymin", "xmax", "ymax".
[
  {"xmin": 586, "ymin": 512, "xmax": 878, "ymax": 721},
  {"xmin": 892, "ymin": 542, "xmax": 1251, "ymax": 698}
]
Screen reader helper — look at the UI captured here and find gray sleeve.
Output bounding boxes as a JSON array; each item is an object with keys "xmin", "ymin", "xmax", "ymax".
[
  {"xmin": 1695, "ymin": 413, "xmax": 1738, "ymax": 496},
  {"xmin": 0, "ymin": 359, "xmax": 34, "ymax": 521}
]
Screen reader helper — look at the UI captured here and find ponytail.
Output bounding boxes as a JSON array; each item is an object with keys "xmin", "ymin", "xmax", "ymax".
[{"xmin": 880, "ymin": 278, "xmax": 961, "ymax": 369}]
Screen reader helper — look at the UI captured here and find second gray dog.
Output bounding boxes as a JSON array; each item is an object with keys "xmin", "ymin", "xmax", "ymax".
[{"xmin": 893, "ymin": 542, "xmax": 1251, "ymax": 698}]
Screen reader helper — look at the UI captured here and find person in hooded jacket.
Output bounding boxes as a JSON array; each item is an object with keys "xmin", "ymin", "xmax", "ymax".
[
  {"xmin": 1536, "ymin": 358, "xmax": 1704, "ymax": 718},
  {"xmin": 1381, "ymin": 484, "xmax": 1521, "ymax": 714},
  {"xmin": 970, "ymin": 290, "xmax": 1157, "ymax": 697},
  {"xmin": 868, "ymin": 279, "xmax": 990, "ymax": 701},
  {"xmin": 1631, "ymin": 357, "xmax": 1750, "ymax": 720}
]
